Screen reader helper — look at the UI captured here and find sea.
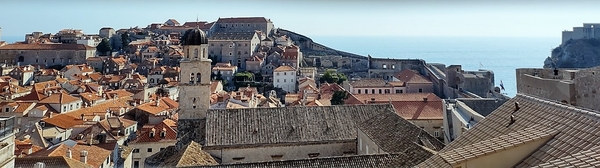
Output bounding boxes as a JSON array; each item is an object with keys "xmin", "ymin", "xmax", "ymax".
[{"xmin": 2, "ymin": 36, "xmax": 559, "ymax": 97}]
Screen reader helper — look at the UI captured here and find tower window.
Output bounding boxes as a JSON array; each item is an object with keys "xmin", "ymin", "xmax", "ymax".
[
  {"xmin": 190, "ymin": 73, "xmax": 195, "ymax": 84},
  {"xmin": 196, "ymin": 73, "xmax": 201, "ymax": 83}
]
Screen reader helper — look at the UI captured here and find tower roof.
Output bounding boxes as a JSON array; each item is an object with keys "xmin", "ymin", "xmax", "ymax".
[{"xmin": 182, "ymin": 28, "xmax": 208, "ymax": 45}]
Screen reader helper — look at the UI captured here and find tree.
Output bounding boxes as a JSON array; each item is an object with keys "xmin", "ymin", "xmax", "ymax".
[
  {"xmin": 331, "ymin": 90, "xmax": 349, "ymax": 105},
  {"xmin": 319, "ymin": 69, "xmax": 347, "ymax": 85},
  {"xmin": 97, "ymin": 38, "xmax": 112, "ymax": 56},
  {"xmin": 121, "ymin": 33, "xmax": 130, "ymax": 48}
]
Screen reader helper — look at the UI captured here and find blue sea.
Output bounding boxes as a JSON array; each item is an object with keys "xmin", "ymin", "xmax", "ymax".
[
  {"xmin": 2, "ymin": 36, "xmax": 558, "ymax": 97},
  {"xmin": 311, "ymin": 36, "xmax": 559, "ymax": 98}
]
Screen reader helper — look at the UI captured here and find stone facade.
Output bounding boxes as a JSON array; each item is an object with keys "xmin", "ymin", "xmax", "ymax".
[
  {"xmin": 210, "ymin": 17, "xmax": 274, "ymax": 36},
  {"xmin": 205, "ymin": 142, "xmax": 355, "ymax": 164},
  {"xmin": 208, "ymin": 32, "xmax": 260, "ymax": 70},
  {"xmin": 562, "ymin": 23, "xmax": 600, "ymax": 45},
  {"xmin": 0, "ymin": 44, "xmax": 95, "ymax": 66}
]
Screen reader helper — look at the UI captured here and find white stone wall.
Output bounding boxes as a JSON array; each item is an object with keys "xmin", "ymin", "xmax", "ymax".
[
  {"xmin": 130, "ymin": 141, "xmax": 175, "ymax": 168},
  {"xmin": 207, "ymin": 142, "xmax": 355, "ymax": 164},
  {"xmin": 273, "ymin": 70, "xmax": 296, "ymax": 93},
  {"xmin": 351, "ymin": 87, "xmax": 394, "ymax": 95},
  {"xmin": 357, "ymin": 129, "xmax": 383, "ymax": 155}
]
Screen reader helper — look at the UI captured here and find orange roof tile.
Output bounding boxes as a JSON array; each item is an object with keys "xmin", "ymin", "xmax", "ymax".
[
  {"xmin": 132, "ymin": 119, "xmax": 177, "ymax": 143},
  {"xmin": 38, "ymin": 92, "xmax": 80, "ymax": 104},
  {"xmin": 28, "ymin": 142, "xmax": 111, "ymax": 168},
  {"xmin": 274, "ymin": 65, "xmax": 295, "ymax": 72},
  {"xmin": 396, "ymin": 69, "xmax": 432, "ymax": 84},
  {"xmin": 349, "ymin": 93, "xmax": 443, "ymax": 120}
]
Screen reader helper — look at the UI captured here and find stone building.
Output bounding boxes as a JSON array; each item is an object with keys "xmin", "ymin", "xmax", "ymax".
[
  {"xmin": 419, "ymin": 94, "xmax": 600, "ymax": 167},
  {"xmin": 8, "ymin": 65, "xmax": 35, "ymax": 86},
  {"xmin": 210, "ymin": 17, "xmax": 274, "ymax": 36},
  {"xmin": 272, "ymin": 65, "xmax": 296, "ymax": 93},
  {"xmin": 99, "ymin": 27, "xmax": 115, "ymax": 39},
  {"xmin": 0, "ymin": 116, "xmax": 15, "ymax": 168},
  {"xmin": 208, "ymin": 32, "xmax": 260, "ymax": 70},
  {"xmin": 561, "ymin": 23, "xmax": 600, "ymax": 45},
  {"xmin": 367, "ymin": 56, "xmax": 426, "ymax": 79},
  {"xmin": 516, "ymin": 66, "xmax": 600, "ymax": 111},
  {"xmin": 0, "ymin": 44, "xmax": 95, "ymax": 66},
  {"xmin": 175, "ymin": 27, "xmax": 212, "ymax": 148}
]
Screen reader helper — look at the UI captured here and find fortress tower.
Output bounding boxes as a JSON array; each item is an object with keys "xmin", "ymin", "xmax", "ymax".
[{"xmin": 176, "ymin": 27, "xmax": 212, "ymax": 149}]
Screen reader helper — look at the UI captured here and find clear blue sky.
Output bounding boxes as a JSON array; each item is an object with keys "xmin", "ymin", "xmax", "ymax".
[{"xmin": 1, "ymin": 0, "xmax": 599, "ymax": 38}]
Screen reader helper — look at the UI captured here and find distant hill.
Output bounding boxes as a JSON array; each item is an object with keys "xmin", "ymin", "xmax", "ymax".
[{"xmin": 544, "ymin": 38, "xmax": 600, "ymax": 68}]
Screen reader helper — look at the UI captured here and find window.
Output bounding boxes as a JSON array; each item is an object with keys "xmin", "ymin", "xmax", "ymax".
[
  {"xmin": 147, "ymin": 148, "xmax": 153, "ymax": 152},
  {"xmin": 284, "ymin": 79, "xmax": 286, "ymax": 82},
  {"xmin": 160, "ymin": 148, "xmax": 165, "ymax": 151},
  {"xmin": 382, "ymin": 64, "xmax": 387, "ymax": 69},
  {"xmin": 396, "ymin": 90, "xmax": 401, "ymax": 93},
  {"xmin": 4, "ymin": 108, "xmax": 8, "ymax": 112},
  {"xmin": 229, "ymin": 52, "xmax": 232, "ymax": 56},
  {"xmin": 308, "ymin": 153, "xmax": 320, "ymax": 158},
  {"xmin": 364, "ymin": 89, "xmax": 368, "ymax": 94},
  {"xmin": 419, "ymin": 89, "xmax": 423, "ymax": 93},
  {"xmin": 379, "ymin": 89, "xmax": 382, "ymax": 94},
  {"xmin": 434, "ymin": 131, "xmax": 439, "ymax": 137},
  {"xmin": 134, "ymin": 161, "xmax": 139, "ymax": 168},
  {"xmin": 276, "ymin": 72, "xmax": 280, "ymax": 76},
  {"xmin": 229, "ymin": 45, "xmax": 233, "ymax": 48},
  {"xmin": 284, "ymin": 72, "xmax": 286, "ymax": 75},
  {"xmin": 277, "ymin": 79, "xmax": 280, "ymax": 82},
  {"xmin": 133, "ymin": 149, "xmax": 139, "ymax": 153},
  {"xmin": 358, "ymin": 90, "xmax": 361, "ymax": 94}
]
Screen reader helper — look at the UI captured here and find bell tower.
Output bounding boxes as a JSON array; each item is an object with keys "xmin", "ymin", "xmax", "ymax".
[{"xmin": 178, "ymin": 28, "xmax": 211, "ymax": 119}]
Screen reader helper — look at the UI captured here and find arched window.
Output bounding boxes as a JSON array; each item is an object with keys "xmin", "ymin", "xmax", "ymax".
[
  {"xmin": 194, "ymin": 48, "xmax": 199, "ymax": 58},
  {"xmin": 203, "ymin": 48, "xmax": 206, "ymax": 58},
  {"xmin": 190, "ymin": 73, "xmax": 195, "ymax": 84},
  {"xmin": 196, "ymin": 73, "xmax": 201, "ymax": 83},
  {"xmin": 192, "ymin": 98, "xmax": 197, "ymax": 108},
  {"xmin": 186, "ymin": 48, "xmax": 190, "ymax": 58},
  {"xmin": 150, "ymin": 78, "xmax": 155, "ymax": 83},
  {"xmin": 18, "ymin": 56, "xmax": 24, "ymax": 62}
]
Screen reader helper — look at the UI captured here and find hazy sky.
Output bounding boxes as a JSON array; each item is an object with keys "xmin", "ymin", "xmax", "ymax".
[{"xmin": 1, "ymin": 0, "xmax": 599, "ymax": 38}]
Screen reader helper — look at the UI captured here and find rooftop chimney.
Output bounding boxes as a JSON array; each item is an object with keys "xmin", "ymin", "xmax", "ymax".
[
  {"xmin": 66, "ymin": 148, "xmax": 72, "ymax": 159},
  {"xmin": 423, "ymin": 97, "xmax": 428, "ymax": 102},
  {"xmin": 80, "ymin": 150, "xmax": 88, "ymax": 164}
]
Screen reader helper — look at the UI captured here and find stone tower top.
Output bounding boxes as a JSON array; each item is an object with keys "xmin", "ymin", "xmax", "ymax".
[{"xmin": 182, "ymin": 28, "xmax": 208, "ymax": 45}]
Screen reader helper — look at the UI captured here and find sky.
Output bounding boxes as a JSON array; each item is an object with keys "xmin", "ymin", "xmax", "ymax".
[{"xmin": 1, "ymin": 0, "xmax": 600, "ymax": 38}]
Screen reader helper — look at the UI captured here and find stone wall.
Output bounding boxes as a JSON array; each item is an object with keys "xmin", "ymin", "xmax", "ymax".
[
  {"xmin": 175, "ymin": 119, "xmax": 206, "ymax": 150},
  {"xmin": 205, "ymin": 141, "xmax": 355, "ymax": 164},
  {"xmin": 573, "ymin": 67, "xmax": 600, "ymax": 111},
  {"xmin": 457, "ymin": 98, "xmax": 508, "ymax": 116}
]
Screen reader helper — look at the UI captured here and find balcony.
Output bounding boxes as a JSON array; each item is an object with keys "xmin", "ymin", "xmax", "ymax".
[{"xmin": 0, "ymin": 116, "xmax": 15, "ymax": 142}]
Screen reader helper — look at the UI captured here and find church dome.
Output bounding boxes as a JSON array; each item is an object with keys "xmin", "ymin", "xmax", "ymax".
[{"xmin": 182, "ymin": 28, "xmax": 208, "ymax": 45}]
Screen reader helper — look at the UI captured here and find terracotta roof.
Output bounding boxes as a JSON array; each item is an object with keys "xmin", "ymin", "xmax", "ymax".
[
  {"xmin": 135, "ymin": 97, "xmax": 178, "ymax": 115},
  {"xmin": 205, "ymin": 104, "xmax": 395, "ymax": 147},
  {"xmin": 43, "ymin": 97, "xmax": 132, "ymax": 129},
  {"xmin": 274, "ymin": 65, "xmax": 295, "ymax": 72},
  {"xmin": 216, "ymin": 17, "xmax": 270, "ymax": 23},
  {"xmin": 350, "ymin": 78, "xmax": 391, "ymax": 88},
  {"xmin": 38, "ymin": 92, "xmax": 80, "ymax": 104},
  {"xmin": 418, "ymin": 94, "xmax": 600, "ymax": 167},
  {"xmin": 13, "ymin": 102, "xmax": 35, "ymax": 114},
  {"xmin": 210, "ymin": 81, "xmax": 222, "ymax": 93},
  {"xmin": 16, "ymin": 156, "xmax": 93, "ymax": 168},
  {"xmin": 0, "ymin": 44, "xmax": 94, "ymax": 50},
  {"xmin": 395, "ymin": 69, "xmax": 432, "ymax": 84},
  {"xmin": 28, "ymin": 140, "xmax": 111, "ymax": 168},
  {"xmin": 350, "ymin": 93, "xmax": 442, "ymax": 120}
]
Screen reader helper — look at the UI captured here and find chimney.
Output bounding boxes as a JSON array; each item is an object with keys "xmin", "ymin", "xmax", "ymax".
[
  {"xmin": 66, "ymin": 148, "xmax": 72, "ymax": 159},
  {"xmin": 423, "ymin": 97, "xmax": 428, "ymax": 102},
  {"xmin": 80, "ymin": 150, "xmax": 88, "ymax": 164},
  {"xmin": 155, "ymin": 100, "xmax": 160, "ymax": 106},
  {"xmin": 150, "ymin": 128, "xmax": 156, "ymax": 138},
  {"xmin": 370, "ymin": 98, "xmax": 375, "ymax": 103},
  {"xmin": 80, "ymin": 114, "xmax": 85, "ymax": 121},
  {"xmin": 88, "ymin": 133, "xmax": 94, "ymax": 145}
]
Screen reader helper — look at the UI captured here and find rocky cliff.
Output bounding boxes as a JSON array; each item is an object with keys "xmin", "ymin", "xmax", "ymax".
[{"xmin": 544, "ymin": 38, "xmax": 600, "ymax": 68}]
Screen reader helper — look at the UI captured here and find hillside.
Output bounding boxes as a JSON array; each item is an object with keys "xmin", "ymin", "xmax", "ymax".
[{"xmin": 544, "ymin": 38, "xmax": 600, "ymax": 68}]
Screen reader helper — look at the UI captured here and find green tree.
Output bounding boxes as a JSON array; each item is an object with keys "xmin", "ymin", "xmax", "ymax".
[
  {"xmin": 121, "ymin": 33, "xmax": 130, "ymax": 48},
  {"xmin": 96, "ymin": 38, "xmax": 112, "ymax": 56},
  {"xmin": 319, "ymin": 69, "xmax": 347, "ymax": 85},
  {"xmin": 331, "ymin": 90, "xmax": 349, "ymax": 105}
]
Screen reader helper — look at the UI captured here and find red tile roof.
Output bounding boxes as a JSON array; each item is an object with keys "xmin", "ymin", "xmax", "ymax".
[
  {"xmin": 28, "ymin": 141, "xmax": 111, "ymax": 168},
  {"xmin": 132, "ymin": 119, "xmax": 177, "ymax": 143},
  {"xmin": 347, "ymin": 93, "xmax": 443, "ymax": 120},
  {"xmin": 396, "ymin": 69, "xmax": 432, "ymax": 84},
  {"xmin": 38, "ymin": 92, "xmax": 80, "ymax": 104}
]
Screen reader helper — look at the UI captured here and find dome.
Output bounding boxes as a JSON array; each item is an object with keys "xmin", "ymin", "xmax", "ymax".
[{"xmin": 182, "ymin": 28, "xmax": 208, "ymax": 45}]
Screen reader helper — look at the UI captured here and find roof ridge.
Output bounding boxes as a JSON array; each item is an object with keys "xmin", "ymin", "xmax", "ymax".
[{"xmin": 517, "ymin": 93, "xmax": 600, "ymax": 118}]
